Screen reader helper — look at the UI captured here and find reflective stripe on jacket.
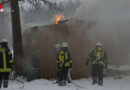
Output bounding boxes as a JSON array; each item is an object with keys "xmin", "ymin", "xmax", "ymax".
[
  {"xmin": 0, "ymin": 48, "xmax": 13, "ymax": 72},
  {"xmin": 87, "ymin": 47, "xmax": 107, "ymax": 65},
  {"xmin": 56, "ymin": 49, "xmax": 72, "ymax": 68}
]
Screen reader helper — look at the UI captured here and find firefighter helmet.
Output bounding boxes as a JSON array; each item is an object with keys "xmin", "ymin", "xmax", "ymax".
[
  {"xmin": 1, "ymin": 39, "xmax": 8, "ymax": 43},
  {"xmin": 55, "ymin": 43, "xmax": 61, "ymax": 49},
  {"xmin": 62, "ymin": 42, "xmax": 68, "ymax": 47},
  {"xmin": 96, "ymin": 42, "xmax": 103, "ymax": 47}
]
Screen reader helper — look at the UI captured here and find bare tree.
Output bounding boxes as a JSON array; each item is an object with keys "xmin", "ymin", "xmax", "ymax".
[
  {"xmin": 1, "ymin": 0, "xmax": 60, "ymax": 75},
  {"xmin": 10, "ymin": 0, "xmax": 23, "ymax": 75}
]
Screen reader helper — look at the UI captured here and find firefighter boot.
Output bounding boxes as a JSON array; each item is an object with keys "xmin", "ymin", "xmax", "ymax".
[
  {"xmin": 59, "ymin": 81, "xmax": 66, "ymax": 86},
  {"xmin": 98, "ymin": 82, "xmax": 103, "ymax": 86},
  {"xmin": 3, "ymin": 80, "xmax": 8, "ymax": 88},
  {"xmin": 56, "ymin": 80, "xmax": 59, "ymax": 83},
  {"xmin": 3, "ymin": 83, "xmax": 8, "ymax": 88},
  {"xmin": 62, "ymin": 80, "xmax": 66, "ymax": 86},
  {"xmin": 58, "ymin": 81, "xmax": 62, "ymax": 86},
  {"xmin": 68, "ymin": 80, "xmax": 71, "ymax": 83},
  {"xmin": 92, "ymin": 81, "xmax": 97, "ymax": 85},
  {"xmin": 0, "ymin": 81, "xmax": 2, "ymax": 88}
]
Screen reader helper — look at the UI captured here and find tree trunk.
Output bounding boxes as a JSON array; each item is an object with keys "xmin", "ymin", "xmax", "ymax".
[{"xmin": 10, "ymin": 0, "xmax": 23, "ymax": 75}]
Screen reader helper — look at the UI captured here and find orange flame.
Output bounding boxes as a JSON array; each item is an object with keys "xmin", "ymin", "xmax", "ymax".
[{"xmin": 55, "ymin": 14, "xmax": 64, "ymax": 24}]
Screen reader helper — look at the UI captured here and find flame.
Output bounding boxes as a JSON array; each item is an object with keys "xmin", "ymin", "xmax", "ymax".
[{"xmin": 55, "ymin": 14, "xmax": 64, "ymax": 24}]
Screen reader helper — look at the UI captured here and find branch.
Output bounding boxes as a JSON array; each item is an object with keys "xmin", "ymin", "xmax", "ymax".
[
  {"xmin": 1, "ymin": 0, "xmax": 9, "ymax": 4},
  {"xmin": 1, "ymin": 0, "xmax": 62, "ymax": 12}
]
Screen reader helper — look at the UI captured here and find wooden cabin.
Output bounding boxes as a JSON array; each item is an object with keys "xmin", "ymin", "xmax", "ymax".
[{"xmin": 22, "ymin": 20, "xmax": 121, "ymax": 79}]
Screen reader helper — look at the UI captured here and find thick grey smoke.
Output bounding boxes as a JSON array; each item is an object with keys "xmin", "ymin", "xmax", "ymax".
[
  {"xmin": 0, "ymin": 0, "xmax": 81, "ymax": 49},
  {"xmin": 0, "ymin": 14, "xmax": 12, "ymax": 49},
  {"xmin": 74, "ymin": 0, "xmax": 130, "ymax": 64}
]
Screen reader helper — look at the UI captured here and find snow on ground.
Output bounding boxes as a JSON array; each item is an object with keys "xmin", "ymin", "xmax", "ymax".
[
  {"xmin": 109, "ymin": 65, "xmax": 130, "ymax": 71},
  {"xmin": 1, "ymin": 75, "xmax": 130, "ymax": 90}
]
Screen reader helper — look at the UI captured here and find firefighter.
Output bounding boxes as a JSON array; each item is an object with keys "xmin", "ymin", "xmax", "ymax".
[
  {"xmin": 56, "ymin": 42, "xmax": 72, "ymax": 86},
  {"xmin": 55, "ymin": 43, "xmax": 61, "ymax": 83},
  {"xmin": 86, "ymin": 42, "xmax": 108, "ymax": 86},
  {"xmin": 0, "ymin": 39, "xmax": 13, "ymax": 88}
]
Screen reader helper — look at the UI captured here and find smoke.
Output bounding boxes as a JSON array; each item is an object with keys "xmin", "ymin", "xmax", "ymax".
[
  {"xmin": 0, "ymin": 0, "xmax": 81, "ymax": 49},
  {"xmin": 0, "ymin": 14, "xmax": 12, "ymax": 49},
  {"xmin": 74, "ymin": 0, "xmax": 130, "ymax": 64}
]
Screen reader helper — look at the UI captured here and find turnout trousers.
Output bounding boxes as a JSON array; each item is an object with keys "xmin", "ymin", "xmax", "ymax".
[
  {"xmin": 92, "ymin": 64, "xmax": 104, "ymax": 85},
  {"xmin": 0, "ymin": 72, "xmax": 10, "ymax": 88},
  {"xmin": 58, "ymin": 67, "xmax": 69, "ymax": 86},
  {"xmin": 59, "ymin": 67, "xmax": 69, "ymax": 82}
]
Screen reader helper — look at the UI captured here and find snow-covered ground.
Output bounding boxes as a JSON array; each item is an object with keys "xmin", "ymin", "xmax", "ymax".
[
  {"xmin": 1, "ymin": 75, "xmax": 130, "ymax": 90},
  {"xmin": 1, "ymin": 65, "xmax": 130, "ymax": 90},
  {"xmin": 109, "ymin": 65, "xmax": 130, "ymax": 71}
]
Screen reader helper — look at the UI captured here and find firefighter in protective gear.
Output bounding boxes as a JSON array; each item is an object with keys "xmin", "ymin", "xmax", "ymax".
[
  {"xmin": 56, "ymin": 42, "xmax": 72, "ymax": 86},
  {"xmin": 0, "ymin": 39, "xmax": 13, "ymax": 88},
  {"xmin": 55, "ymin": 43, "xmax": 62, "ymax": 83},
  {"xmin": 86, "ymin": 42, "xmax": 108, "ymax": 86}
]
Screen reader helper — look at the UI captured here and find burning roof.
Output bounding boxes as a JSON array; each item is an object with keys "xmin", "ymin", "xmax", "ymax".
[{"xmin": 55, "ymin": 14, "xmax": 65, "ymax": 24}]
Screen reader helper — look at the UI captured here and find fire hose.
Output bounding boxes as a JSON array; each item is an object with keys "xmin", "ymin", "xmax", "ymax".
[{"xmin": 68, "ymin": 69, "xmax": 88, "ymax": 89}]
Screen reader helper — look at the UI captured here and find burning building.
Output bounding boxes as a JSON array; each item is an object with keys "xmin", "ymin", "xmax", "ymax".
[
  {"xmin": 23, "ymin": 15, "xmax": 93, "ymax": 79},
  {"xmin": 23, "ymin": 15, "xmax": 119, "ymax": 79}
]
